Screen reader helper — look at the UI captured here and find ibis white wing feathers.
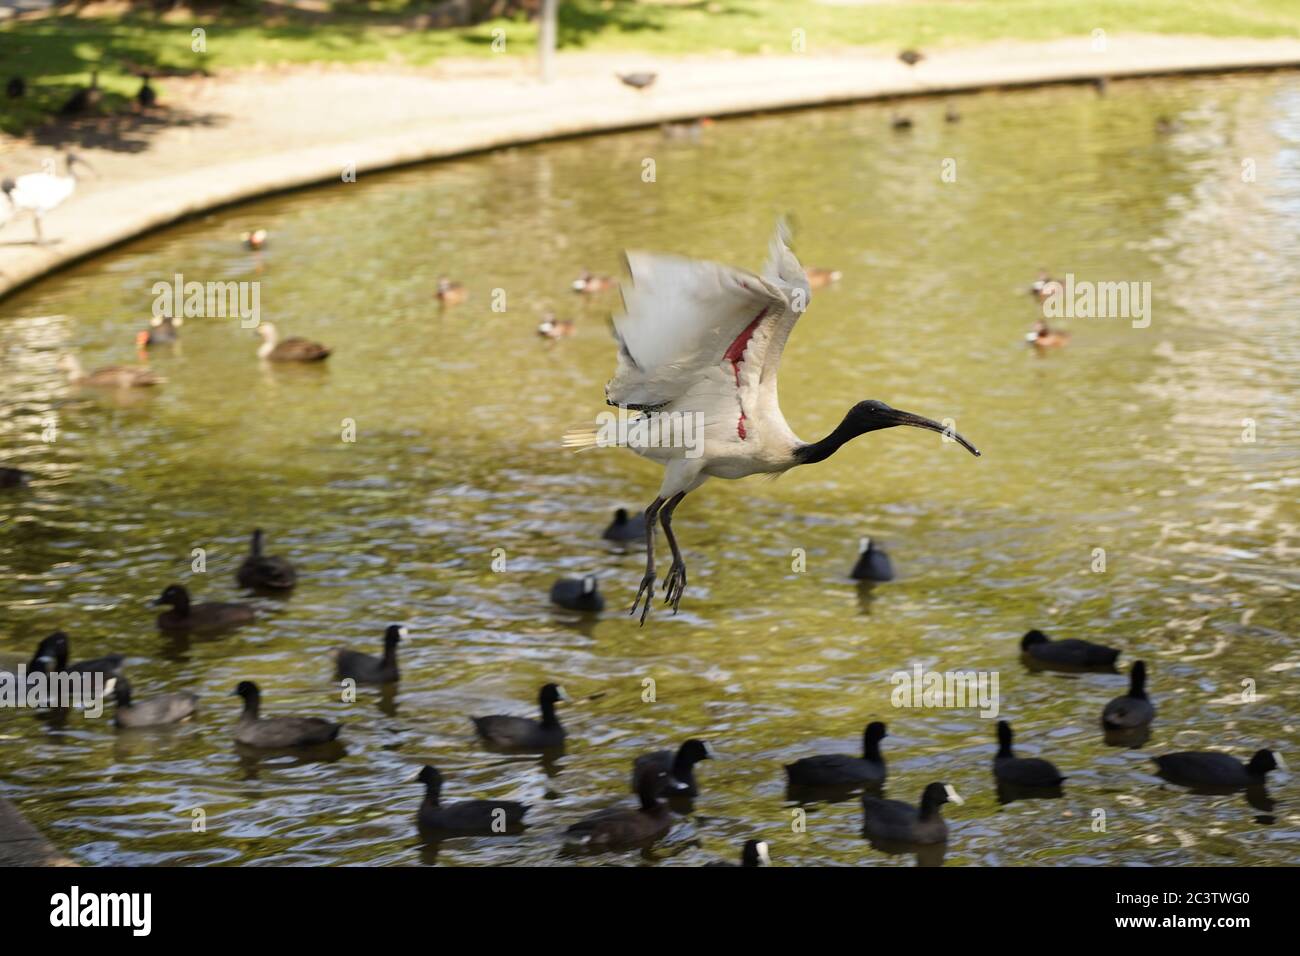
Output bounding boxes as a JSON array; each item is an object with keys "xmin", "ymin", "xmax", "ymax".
[{"xmin": 606, "ymin": 238, "xmax": 795, "ymax": 410}]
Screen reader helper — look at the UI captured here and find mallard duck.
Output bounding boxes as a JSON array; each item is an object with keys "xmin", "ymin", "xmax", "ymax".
[
  {"xmin": 58, "ymin": 355, "xmax": 164, "ymax": 388},
  {"xmin": 255, "ymin": 322, "xmax": 331, "ymax": 362}
]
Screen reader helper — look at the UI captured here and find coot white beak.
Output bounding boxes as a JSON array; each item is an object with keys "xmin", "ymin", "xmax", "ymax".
[{"xmin": 944, "ymin": 784, "xmax": 964, "ymax": 805}]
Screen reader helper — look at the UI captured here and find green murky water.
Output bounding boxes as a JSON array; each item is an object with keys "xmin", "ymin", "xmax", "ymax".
[{"xmin": 1, "ymin": 73, "xmax": 1297, "ymax": 866}]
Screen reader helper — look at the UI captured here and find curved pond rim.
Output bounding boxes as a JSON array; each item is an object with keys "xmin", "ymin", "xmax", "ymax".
[{"xmin": 1, "ymin": 56, "xmax": 1299, "ymax": 305}]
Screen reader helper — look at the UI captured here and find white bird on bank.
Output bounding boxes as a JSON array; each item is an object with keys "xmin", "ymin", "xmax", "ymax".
[
  {"xmin": 2, "ymin": 152, "xmax": 94, "ymax": 245},
  {"xmin": 565, "ymin": 221, "xmax": 980, "ymax": 623}
]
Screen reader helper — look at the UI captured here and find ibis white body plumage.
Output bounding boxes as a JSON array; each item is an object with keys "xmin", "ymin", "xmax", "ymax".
[
  {"xmin": 572, "ymin": 221, "xmax": 980, "ymax": 622},
  {"xmin": 3, "ymin": 153, "xmax": 89, "ymax": 244}
]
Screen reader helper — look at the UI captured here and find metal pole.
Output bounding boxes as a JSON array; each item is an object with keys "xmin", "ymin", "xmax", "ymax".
[{"xmin": 539, "ymin": 0, "xmax": 558, "ymax": 83}]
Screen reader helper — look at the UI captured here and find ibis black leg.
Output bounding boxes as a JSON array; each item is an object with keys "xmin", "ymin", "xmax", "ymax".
[
  {"xmin": 659, "ymin": 492, "xmax": 688, "ymax": 613},
  {"xmin": 630, "ymin": 496, "xmax": 665, "ymax": 625}
]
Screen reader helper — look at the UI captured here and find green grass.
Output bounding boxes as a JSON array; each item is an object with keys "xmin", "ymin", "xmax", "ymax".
[{"xmin": 2, "ymin": 0, "xmax": 1300, "ymax": 134}]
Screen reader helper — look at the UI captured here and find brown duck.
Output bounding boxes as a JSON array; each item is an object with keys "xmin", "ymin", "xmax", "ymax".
[
  {"xmin": 256, "ymin": 322, "xmax": 331, "ymax": 362},
  {"xmin": 59, "ymin": 354, "xmax": 164, "ymax": 388}
]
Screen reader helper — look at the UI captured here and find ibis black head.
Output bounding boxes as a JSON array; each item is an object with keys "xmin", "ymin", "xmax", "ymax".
[
  {"xmin": 852, "ymin": 401, "xmax": 980, "ymax": 455},
  {"xmin": 384, "ymin": 624, "xmax": 406, "ymax": 646},
  {"xmin": 1021, "ymin": 629, "xmax": 1049, "ymax": 650}
]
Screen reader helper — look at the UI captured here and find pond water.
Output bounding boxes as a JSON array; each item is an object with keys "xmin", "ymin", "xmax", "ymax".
[{"xmin": 1, "ymin": 73, "xmax": 1297, "ymax": 867}]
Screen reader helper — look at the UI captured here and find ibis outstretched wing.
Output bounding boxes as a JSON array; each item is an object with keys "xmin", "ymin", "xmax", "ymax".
[{"xmin": 605, "ymin": 223, "xmax": 806, "ymax": 410}]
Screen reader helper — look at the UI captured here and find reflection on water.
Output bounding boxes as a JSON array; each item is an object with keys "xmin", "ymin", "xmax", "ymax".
[{"xmin": 1, "ymin": 74, "xmax": 1297, "ymax": 867}]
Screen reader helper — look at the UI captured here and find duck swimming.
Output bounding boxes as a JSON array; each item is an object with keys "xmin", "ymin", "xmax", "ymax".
[
  {"xmin": 565, "ymin": 766, "xmax": 674, "ymax": 849},
  {"xmin": 993, "ymin": 720, "xmax": 1066, "ymax": 789},
  {"xmin": 334, "ymin": 624, "xmax": 404, "ymax": 684},
  {"xmin": 232, "ymin": 680, "xmax": 341, "ymax": 748},
  {"xmin": 572, "ymin": 270, "xmax": 616, "ymax": 294},
  {"xmin": 1027, "ymin": 319, "xmax": 1070, "ymax": 349},
  {"xmin": 235, "ymin": 528, "xmax": 297, "ymax": 591},
  {"xmin": 414, "ymin": 765, "xmax": 528, "ymax": 834},
  {"xmin": 435, "ymin": 278, "xmax": 467, "ymax": 307},
  {"xmin": 59, "ymin": 355, "xmax": 164, "ymax": 388},
  {"xmin": 471, "ymin": 683, "xmax": 566, "ymax": 751},
  {"xmin": 136, "ymin": 315, "xmax": 180, "ymax": 349},
  {"xmin": 1101, "ymin": 660, "xmax": 1155, "ymax": 730},
  {"xmin": 786, "ymin": 721, "xmax": 888, "ymax": 790},
  {"xmin": 862, "ymin": 782, "xmax": 960, "ymax": 846},
  {"xmin": 1020, "ymin": 629, "xmax": 1119, "ymax": 670},
  {"xmin": 153, "ymin": 584, "xmax": 254, "ymax": 634},
  {"xmin": 632, "ymin": 738, "xmax": 712, "ymax": 797},
  {"xmin": 107, "ymin": 676, "xmax": 198, "ymax": 729},
  {"xmin": 255, "ymin": 322, "xmax": 331, "ymax": 362}
]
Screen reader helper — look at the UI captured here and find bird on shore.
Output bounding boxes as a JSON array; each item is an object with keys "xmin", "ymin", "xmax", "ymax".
[
  {"xmin": 602, "ymin": 507, "xmax": 646, "ymax": 543},
  {"xmin": 550, "ymin": 575, "xmax": 604, "ymax": 612},
  {"xmin": 850, "ymin": 537, "xmax": 894, "ymax": 582},
  {"xmin": 136, "ymin": 75, "xmax": 156, "ymax": 109},
  {"xmin": 898, "ymin": 50, "xmax": 924, "ymax": 67},
  {"xmin": 6, "ymin": 76, "xmax": 25, "ymax": 99},
  {"xmin": 414, "ymin": 765, "xmax": 528, "ymax": 834},
  {"xmin": 106, "ymin": 676, "xmax": 198, "ymax": 729},
  {"xmin": 58, "ymin": 355, "xmax": 164, "ymax": 389},
  {"xmin": 232, "ymin": 681, "xmax": 341, "ymax": 748},
  {"xmin": 241, "ymin": 229, "xmax": 267, "ymax": 250},
  {"xmin": 1020, "ymin": 628, "xmax": 1119, "ymax": 670},
  {"xmin": 804, "ymin": 266, "xmax": 842, "ymax": 289},
  {"xmin": 633, "ymin": 738, "xmax": 712, "ymax": 797},
  {"xmin": 1102, "ymin": 660, "xmax": 1155, "ymax": 730},
  {"xmin": 785, "ymin": 721, "xmax": 888, "ymax": 789},
  {"xmin": 4, "ymin": 153, "xmax": 94, "ymax": 245},
  {"xmin": 135, "ymin": 315, "xmax": 181, "ymax": 350},
  {"xmin": 617, "ymin": 72, "xmax": 657, "ymax": 90},
  {"xmin": 333, "ymin": 625, "xmax": 404, "ymax": 684},
  {"xmin": 537, "ymin": 314, "xmax": 575, "ymax": 338},
  {"xmin": 255, "ymin": 322, "xmax": 331, "ymax": 362},
  {"xmin": 472, "ymin": 683, "xmax": 566, "ymax": 751},
  {"xmin": 59, "ymin": 71, "xmax": 100, "ymax": 116},
  {"xmin": 153, "ymin": 584, "xmax": 254, "ymax": 634},
  {"xmin": 565, "ymin": 766, "xmax": 674, "ymax": 848},
  {"xmin": 0, "ymin": 466, "xmax": 30, "ymax": 488},
  {"xmin": 1152, "ymin": 749, "xmax": 1280, "ymax": 790},
  {"xmin": 993, "ymin": 720, "xmax": 1066, "ymax": 789},
  {"xmin": 28, "ymin": 631, "xmax": 124, "ymax": 679},
  {"xmin": 572, "ymin": 270, "xmax": 616, "ymax": 294},
  {"xmin": 862, "ymin": 782, "xmax": 960, "ymax": 846},
  {"xmin": 565, "ymin": 220, "xmax": 980, "ymax": 622},
  {"xmin": 435, "ymin": 277, "xmax": 467, "ymax": 308},
  {"xmin": 707, "ymin": 839, "xmax": 771, "ymax": 867},
  {"xmin": 1027, "ymin": 319, "xmax": 1070, "ymax": 349},
  {"xmin": 235, "ymin": 528, "xmax": 297, "ymax": 591},
  {"xmin": 891, "ymin": 114, "xmax": 914, "ymax": 131}
]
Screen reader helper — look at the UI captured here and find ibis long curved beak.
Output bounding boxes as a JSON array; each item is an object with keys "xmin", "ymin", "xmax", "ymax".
[{"xmin": 883, "ymin": 407, "xmax": 981, "ymax": 457}]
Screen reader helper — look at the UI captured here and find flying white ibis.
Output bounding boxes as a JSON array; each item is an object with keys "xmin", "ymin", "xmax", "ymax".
[
  {"xmin": 566, "ymin": 221, "xmax": 980, "ymax": 623},
  {"xmin": 3, "ymin": 153, "xmax": 94, "ymax": 245}
]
